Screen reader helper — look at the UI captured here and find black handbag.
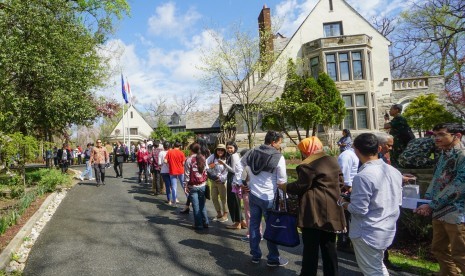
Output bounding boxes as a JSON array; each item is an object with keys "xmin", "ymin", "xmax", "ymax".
[{"xmin": 263, "ymin": 189, "xmax": 300, "ymax": 247}]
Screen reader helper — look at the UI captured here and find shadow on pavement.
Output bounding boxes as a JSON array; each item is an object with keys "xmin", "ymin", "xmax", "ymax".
[{"xmin": 180, "ymin": 238, "xmax": 298, "ymax": 276}]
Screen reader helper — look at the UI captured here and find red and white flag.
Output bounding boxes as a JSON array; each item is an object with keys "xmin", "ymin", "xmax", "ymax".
[{"xmin": 125, "ymin": 77, "xmax": 133, "ymax": 104}]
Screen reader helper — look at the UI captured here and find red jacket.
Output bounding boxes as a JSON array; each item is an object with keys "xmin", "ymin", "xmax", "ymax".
[{"xmin": 137, "ymin": 148, "xmax": 149, "ymax": 163}]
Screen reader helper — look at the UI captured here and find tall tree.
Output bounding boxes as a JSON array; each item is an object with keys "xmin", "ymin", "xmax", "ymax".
[
  {"xmin": 174, "ymin": 92, "xmax": 200, "ymax": 114},
  {"xmin": 199, "ymin": 23, "xmax": 287, "ymax": 148},
  {"xmin": 262, "ymin": 60, "xmax": 345, "ymax": 145},
  {"xmin": 0, "ymin": 0, "xmax": 129, "ymax": 141},
  {"xmin": 403, "ymin": 94, "xmax": 460, "ymax": 135}
]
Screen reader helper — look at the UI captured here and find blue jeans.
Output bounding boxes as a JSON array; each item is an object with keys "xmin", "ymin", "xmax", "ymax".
[
  {"xmin": 188, "ymin": 185, "xmax": 209, "ymax": 228},
  {"xmin": 161, "ymin": 173, "xmax": 172, "ymax": 201},
  {"xmin": 249, "ymin": 193, "xmax": 280, "ymax": 262},
  {"xmin": 80, "ymin": 160, "xmax": 93, "ymax": 179},
  {"xmin": 169, "ymin": 174, "xmax": 184, "ymax": 202}
]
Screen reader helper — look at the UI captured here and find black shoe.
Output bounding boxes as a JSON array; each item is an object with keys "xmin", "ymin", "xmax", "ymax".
[
  {"xmin": 384, "ymin": 260, "xmax": 402, "ymax": 271},
  {"xmin": 180, "ymin": 208, "xmax": 190, "ymax": 214},
  {"xmin": 203, "ymin": 223, "xmax": 209, "ymax": 229},
  {"xmin": 96, "ymin": 183, "xmax": 100, "ymax": 187}
]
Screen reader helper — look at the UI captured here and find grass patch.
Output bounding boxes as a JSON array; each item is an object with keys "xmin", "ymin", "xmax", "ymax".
[{"xmin": 390, "ymin": 252, "xmax": 439, "ymax": 275}]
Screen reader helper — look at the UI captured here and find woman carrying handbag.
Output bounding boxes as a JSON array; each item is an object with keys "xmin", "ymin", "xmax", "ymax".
[{"xmin": 278, "ymin": 137, "xmax": 346, "ymax": 276}]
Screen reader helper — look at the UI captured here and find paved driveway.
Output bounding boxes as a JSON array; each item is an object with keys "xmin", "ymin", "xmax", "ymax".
[{"xmin": 23, "ymin": 164, "xmax": 414, "ymax": 276}]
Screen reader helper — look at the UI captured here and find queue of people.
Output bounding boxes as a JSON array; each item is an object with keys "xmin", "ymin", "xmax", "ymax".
[{"xmin": 57, "ymin": 118, "xmax": 464, "ymax": 275}]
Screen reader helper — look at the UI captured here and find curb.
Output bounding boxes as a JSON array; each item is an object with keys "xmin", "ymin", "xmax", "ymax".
[{"xmin": 0, "ymin": 192, "xmax": 58, "ymax": 270}]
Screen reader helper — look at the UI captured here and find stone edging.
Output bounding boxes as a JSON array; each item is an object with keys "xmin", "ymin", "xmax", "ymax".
[{"xmin": 0, "ymin": 190, "xmax": 67, "ymax": 272}]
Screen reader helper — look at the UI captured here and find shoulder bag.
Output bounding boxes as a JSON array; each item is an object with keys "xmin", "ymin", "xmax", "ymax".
[{"xmin": 263, "ymin": 189, "xmax": 300, "ymax": 247}]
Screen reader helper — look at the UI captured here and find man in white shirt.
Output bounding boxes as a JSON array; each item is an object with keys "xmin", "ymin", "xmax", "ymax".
[
  {"xmin": 339, "ymin": 133, "xmax": 402, "ymax": 275},
  {"xmin": 234, "ymin": 131, "xmax": 288, "ymax": 267},
  {"xmin": 337, "ymin": 147, "xmax": 359, "ymax": 251}
]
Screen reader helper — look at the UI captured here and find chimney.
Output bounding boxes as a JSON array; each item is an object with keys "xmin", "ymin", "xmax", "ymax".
[{"xmin": 258, "ymin": 4, "xmax": 274, "ymax": 72}]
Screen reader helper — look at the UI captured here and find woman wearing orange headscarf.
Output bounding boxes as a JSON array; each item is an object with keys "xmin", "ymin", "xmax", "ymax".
[{"xmin": 278, "ymin": 137, "xmax": 346, "ymax": 276}]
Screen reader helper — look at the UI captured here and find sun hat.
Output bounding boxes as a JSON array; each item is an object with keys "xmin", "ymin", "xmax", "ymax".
[{"xmin": 215, "ymin": 144, "xmax": 226, "ymax": 151}]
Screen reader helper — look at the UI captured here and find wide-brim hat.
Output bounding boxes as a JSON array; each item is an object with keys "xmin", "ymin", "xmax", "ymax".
[{"xmin": 215, "ymin": 144, "xmax": 226, "ymax": 151}]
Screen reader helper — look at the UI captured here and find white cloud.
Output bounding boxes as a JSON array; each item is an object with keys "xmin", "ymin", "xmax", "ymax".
[
  {"xmin": 346, "ymin": 0, "xmax": 408, "ymax": 19},
  {"xmin": 147, "ymin": 2, "xmax": 201, "ymax": 39},
  {"xmin": 274, "ymin": 0, "xmax": 408, "ymax": 36},
  {"xmin": 274, "ymin": 0, "xmax": 317, "ymax": 36},
  {"xmin": 98, "ymin": 31, "xmax": 219, "ymax": 111}
]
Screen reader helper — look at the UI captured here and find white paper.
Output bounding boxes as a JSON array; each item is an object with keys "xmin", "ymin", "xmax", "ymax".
[{"xmin": 402, "ymin": 197, "xmax": 431, "ymax": 210}]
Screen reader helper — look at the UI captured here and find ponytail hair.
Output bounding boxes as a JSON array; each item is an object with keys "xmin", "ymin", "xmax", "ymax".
[{"xmin": 190, "ymin": 143, "xmax": 206, "ymax": 173}]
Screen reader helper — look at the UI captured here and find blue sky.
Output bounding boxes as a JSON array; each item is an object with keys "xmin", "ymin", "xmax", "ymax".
[{"xmin": 100, "ymin": 0, "xmax": 407, "ymax": 112}]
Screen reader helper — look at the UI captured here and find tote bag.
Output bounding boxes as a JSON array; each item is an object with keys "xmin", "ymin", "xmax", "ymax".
[{"xmin": 263, "ymin": 189, "xmax": 300, "ymax": 247}]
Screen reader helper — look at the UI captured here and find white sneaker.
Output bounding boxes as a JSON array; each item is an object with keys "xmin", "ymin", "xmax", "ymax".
[
  {"xmin": 89, "ymin": 178, "xmax": 95, "ymax": 181},
  {"xmin": 79, "ymin": 176, "xmax": 84, "ymax": 181}
]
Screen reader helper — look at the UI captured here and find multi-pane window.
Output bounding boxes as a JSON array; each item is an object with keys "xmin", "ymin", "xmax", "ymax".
[
  {"xmin": 352, "ymin": 52, "xmax": 363, "ymax": 80},
  {"xmin": 342, "ymin": 93, "xmax": 368, "ymax": 130},
  {"xmin": 326, "ymin": 54, "xmax": 337, "ymax": 81},
  {"xmin": 323, "ymin": 22, "xmax": 342, "ymax": 37},
  {"xmin": 310, "ymin": 57, "xmax": 319, "ymax": 79},
  {"xmin": 129, "ymin": 128, "xmax": 138, "ymax": 135},
  {"xmin": 325, "ymin": 51, "xmax": 364, "ymax": 81},
  {"xmin": 367, "ymin": 51, "xmax": 373, "ymax": 80},
  {"xmin": 339, "ymin": 53, "xmax": 350, "ymax": 81}
]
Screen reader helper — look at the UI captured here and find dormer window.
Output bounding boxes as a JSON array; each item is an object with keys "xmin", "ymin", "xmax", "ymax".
[
  {"xmin": 171, "ymin": 113, "xmax": 180, "ymax": 125},
  {"xmin": 323, "ymin": 22, "xmax": 342, "ymax": 37}
]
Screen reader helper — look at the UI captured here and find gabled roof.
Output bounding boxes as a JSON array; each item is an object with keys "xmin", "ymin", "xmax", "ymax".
[
  {"xmin": 150, "ymin": 113, "xmax": 186, "ymax": 128},
  {"xmin": 186, "ymin": 107, "xmax": 220, "ymax": 130},
  {"xmin": 220, "ymin": 79, "xmax": 283, "ymax": 115},
  {"xmin": 271, "ymin": 0, "xmax": 390, "ymax": 65}
]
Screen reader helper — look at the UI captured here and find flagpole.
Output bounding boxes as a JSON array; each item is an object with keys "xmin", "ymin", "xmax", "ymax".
[
  {"xmin": 122, "ymin": 100, "xmax": 125, "ymax": 145},
  {"xmin": 126, "ymin": 77, "xmax": 131, "ymax": 150},
  {"xmin": 127, "ymin": 103, "xmax": 130, "ymax": 150}
]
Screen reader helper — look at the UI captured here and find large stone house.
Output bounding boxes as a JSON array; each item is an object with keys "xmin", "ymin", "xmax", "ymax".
[{"xmin": 220, "ymin": 0, "xmax": 444, "ymax": 148}]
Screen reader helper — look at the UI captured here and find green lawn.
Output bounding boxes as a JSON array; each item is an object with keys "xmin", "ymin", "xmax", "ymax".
[{"xmin": 390, "ymin": 252, "xmax": 439, "ymax": 275}]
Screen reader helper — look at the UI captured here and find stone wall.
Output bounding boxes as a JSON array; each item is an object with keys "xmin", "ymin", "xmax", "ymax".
[{"xmin": 377, "ymin": 76, "xmax": 445, "ymax": 130}]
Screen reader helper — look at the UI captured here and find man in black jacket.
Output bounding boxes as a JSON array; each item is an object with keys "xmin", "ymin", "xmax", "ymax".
[{"xmin": 57, "ymin": 143, "xmax": 71, "ymax": 173}]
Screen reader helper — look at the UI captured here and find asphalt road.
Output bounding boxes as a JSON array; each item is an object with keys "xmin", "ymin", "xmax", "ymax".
[{"xmin": 23, "ymin": 164, "xmax": 414, "ymax": 276}]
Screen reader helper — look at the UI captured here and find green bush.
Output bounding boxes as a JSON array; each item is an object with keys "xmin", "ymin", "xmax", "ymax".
[
  {"xmin": 0, "ymin": 169, "xmax": 70, "ymax": 236},
  {"xmin": 0, "ymin": 174, "xmax": 21, "ymax": 186},
  {"xmin": 282, "ymin": 151, "xmax": 301, "ymax": 160},
  {"xmin": 396, "ymin": 209, "xmax": 433, "ymax": 242},
  {"xmin": 324, "ymin": 146, "xmax": 340, "ymax": 157},
  {"xmin": 25, "ymin": 169, "xmax": 50, "ymax": 186},
  {"xmin": 10, "ymin": 185, "xmax": 24, "ymax": 198},
  {"xmin": 38, "ymin": 169, "xmax": 71, "ymax": 192}
]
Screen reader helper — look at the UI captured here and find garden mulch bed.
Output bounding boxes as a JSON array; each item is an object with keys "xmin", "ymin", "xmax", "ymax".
[{"xmin": 0, "ymin": 194, "xmax": 48, "ymax": 253}]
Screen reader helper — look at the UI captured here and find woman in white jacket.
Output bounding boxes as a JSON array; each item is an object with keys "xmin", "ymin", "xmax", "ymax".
[{"xmin": 206, "ymin": 144, "xmax": 229, "ymax": 222}]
